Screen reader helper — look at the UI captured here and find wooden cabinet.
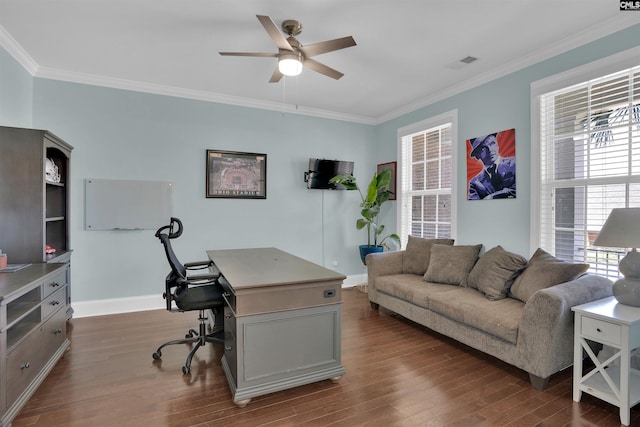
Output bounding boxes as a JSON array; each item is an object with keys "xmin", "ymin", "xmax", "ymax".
[
  {"xmin": 0, "ymin": 126, "xmax": 73, "ymax": 318},
  {"xmin": 0, "ymin": 127, "xmax": 73, "ymax": 426},
  {"xmin": 0, "ymin": 263, "xmax": 71, "ymax": 427}
]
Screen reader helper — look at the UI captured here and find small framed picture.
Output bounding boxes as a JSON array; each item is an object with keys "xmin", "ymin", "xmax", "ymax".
[
  {"xmin": 206, "ymin": 150, "xmax": 267, "ymax": 199},
  {"xmin": 377, "ymin": 161, "xmax": 397, "ymax": 200}
]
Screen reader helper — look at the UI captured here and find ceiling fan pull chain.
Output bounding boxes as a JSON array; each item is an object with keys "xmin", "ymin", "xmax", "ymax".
[{"xmin": 282, "ymin": 76, "xmax": 286, "ymax": 118}]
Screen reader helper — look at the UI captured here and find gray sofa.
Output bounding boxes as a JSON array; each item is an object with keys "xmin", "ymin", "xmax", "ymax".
[{"xmin": 366, "ymin": 237, "xmax": 613, "ymax": 390}]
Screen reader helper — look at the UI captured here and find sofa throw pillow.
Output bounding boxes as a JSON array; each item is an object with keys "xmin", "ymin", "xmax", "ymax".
[
  {"xmin": 403, "ymin": 236, "xmax": 455, "ymax": 275},
  {"xmin": 424, "ymin": 244, "xmax": 483, "ymax": 285},
  {"xmin": 467, "ymin": 245, "xmax": 528, "ymax": 300},
  {"xmin": 510, "ymin": 248, "xmax": 589, "ymax": 303}
]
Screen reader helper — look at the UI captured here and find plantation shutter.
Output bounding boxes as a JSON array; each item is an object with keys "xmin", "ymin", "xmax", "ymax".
[
  {"xmin": 399, "ymin": 122, "xmax": 453, "ymax": 249},
  {"xmin": 538, "ymin": 65, "xmax": 640, "ymax": 278}
]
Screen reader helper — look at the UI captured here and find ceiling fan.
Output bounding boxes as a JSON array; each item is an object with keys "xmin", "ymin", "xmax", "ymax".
[{"xmin": 219, "ymin": 15, "xmax": 356, "ymax": 82}]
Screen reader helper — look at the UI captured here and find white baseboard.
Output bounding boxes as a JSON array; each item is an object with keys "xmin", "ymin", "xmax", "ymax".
[
  {"xmin": 72, "ymin": 273, "xmax": 367, "ymax": 318},
  {"xmin": 343, "ymin": 273, "xmax": 367, "ymax": 288},
  {"xmin": 72, "ymin": 294, "xmax": 165, "ymax": 318}
]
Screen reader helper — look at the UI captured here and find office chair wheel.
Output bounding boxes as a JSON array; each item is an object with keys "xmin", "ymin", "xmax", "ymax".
[
  {"xmin": 152, "ymin": 351, "xmax": 162, "ymax": 360},
  {"xmin": 182, "ymin": 365, "xmax": 190, "ymax": 375}
]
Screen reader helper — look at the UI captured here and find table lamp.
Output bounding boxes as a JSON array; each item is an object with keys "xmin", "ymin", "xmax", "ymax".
[{"xmin": 593, "ymin": 207, "xmax": 640, "ymax": 306}]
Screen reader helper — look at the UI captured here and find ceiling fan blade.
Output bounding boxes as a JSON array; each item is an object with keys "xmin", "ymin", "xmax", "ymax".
[
  {"xmin": 303, "ymin": 58, "xmax": 344, "ymax": 80},
  {"xmin": 299, "ymin": 36, "xmax": 356, "ymax": 58},
  {"xmin": 256, "ymin": 15, "xmax": 293, "ymax": 51},
  {"xmin": 219, "ymin": 52, "xmax": 278, "ymax": 57},
  {"xmin": 269, "ymin": 67, "xmax": 283, "ymax": 83}
]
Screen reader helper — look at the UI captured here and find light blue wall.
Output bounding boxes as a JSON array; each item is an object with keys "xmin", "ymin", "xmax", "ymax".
[
  {"xmin": 1, "ymin": 23, "xmax": 639, "ymax": 302},
  {"xmin": 31, "ymin": 80, "xmax": 376, "ymax": 301},
  {"xmin": 0, "ymin": 47, "xmax": 32, "ymax": 127},
  {"xmin": 375, "ymin": 23, "xmax": 640, "ymax": 257}
]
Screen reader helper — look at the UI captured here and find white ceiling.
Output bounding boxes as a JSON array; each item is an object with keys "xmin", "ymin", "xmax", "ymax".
[{"xmin": 1, "ymin": 1, "xmax": 639, "ymax": 124}]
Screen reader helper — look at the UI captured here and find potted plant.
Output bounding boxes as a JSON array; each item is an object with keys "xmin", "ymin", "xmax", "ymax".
[{"xmin": 330, "ymin": 169, "xmax": 401, "ymax": 264}]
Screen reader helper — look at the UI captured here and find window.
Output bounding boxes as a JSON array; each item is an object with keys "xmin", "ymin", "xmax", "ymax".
[
  {"xmin": 534, "ymin": 55, "xmax": 640, "ymax": 280},
  {"xmin": 398, "ymin": 111, "xmax": 456, "ymax": 248}
]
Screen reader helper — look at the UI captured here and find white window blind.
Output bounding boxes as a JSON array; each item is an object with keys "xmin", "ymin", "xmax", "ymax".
[
  {"xmin": 398, "ymin": 121, "xmax": 453, "ymax": 249},
  {"xmin": 538, "ymin": 65, "xmax": 640, "ymax": 279}
]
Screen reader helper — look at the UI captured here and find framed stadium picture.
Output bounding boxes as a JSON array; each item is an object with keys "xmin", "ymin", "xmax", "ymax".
[{"xmin": 206, "ymin": 150, "xmax": 267, "ymax": 199}]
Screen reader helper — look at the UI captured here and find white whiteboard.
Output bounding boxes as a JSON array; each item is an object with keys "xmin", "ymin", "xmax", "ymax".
[{"xmin": 85, "ymin": 179, "xmax": 173, "ymax": 230}]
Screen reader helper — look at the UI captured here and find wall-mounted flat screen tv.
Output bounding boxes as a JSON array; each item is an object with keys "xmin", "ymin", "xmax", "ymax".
[{"xmin": 305, "ymin": 158, "xmax": 354, "ymax": 190}]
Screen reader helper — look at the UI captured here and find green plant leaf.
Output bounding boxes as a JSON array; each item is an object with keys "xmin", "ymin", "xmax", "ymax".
[
  {"xmin": 356, "ymin": 219, "xmax": 368, "ymax": 230},
  {"xmin": 334, "ymin": 170, "xmax": 399, "ymax": 252},
  {"xmin": 365, "ymin": 175, "xmax": 378, "ymax": 203}
]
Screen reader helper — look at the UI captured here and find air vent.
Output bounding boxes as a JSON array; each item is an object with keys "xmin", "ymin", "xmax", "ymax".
[{"xmin": 460, "ymin": 56, "xmax": 478, "ymax": 64}]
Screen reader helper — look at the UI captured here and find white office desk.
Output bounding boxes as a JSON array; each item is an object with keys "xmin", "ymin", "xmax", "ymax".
[{"xmin": 207, "ymin": 247, "xmax": 346, "ymax": 407}]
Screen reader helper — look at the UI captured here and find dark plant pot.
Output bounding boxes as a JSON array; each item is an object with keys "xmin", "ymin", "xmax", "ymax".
[{"xmin": 359, "ymin": 245, "xmax": 384, "ymax": 265}]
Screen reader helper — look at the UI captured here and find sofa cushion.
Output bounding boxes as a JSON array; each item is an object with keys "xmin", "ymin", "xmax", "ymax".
[
  {"xmin": 428, "ymin": 286, "xmax": 524, "ymax": 344},
  {"xmin": 376, "ymin": 274, "xmax": 459, "ymax": 309},
  {"xmin": 424, "ymin": 244, "xmax": 482, "ymax": 286},
  {"xmin": 376, "ymin": 274, "xmax": 430, "ymax": 308},
  {"xmin": 510, "ymin": 248, "xmax": 589, "ymax": 303},
  {"xmin": 403, "ymin": 236, "xmax": 455, "ymax": 275},
  {"xmin": 467, "ymin": 245, "xmax": 528, "ymax": 300}
]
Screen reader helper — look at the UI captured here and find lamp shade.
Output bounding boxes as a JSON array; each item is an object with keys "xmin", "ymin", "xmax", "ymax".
[
  {"xmin": 593, "ymin": 208, "xmax": 640, "ymax": 248},
  {"xmin": 278, "ymin": 52, "xmax": 303, "ymax": 77}
]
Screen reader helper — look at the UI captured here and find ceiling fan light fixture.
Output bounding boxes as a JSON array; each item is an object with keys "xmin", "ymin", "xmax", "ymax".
[{"xmin": 278, "ymin": 52, "xmax": 303, "ymax": 76}]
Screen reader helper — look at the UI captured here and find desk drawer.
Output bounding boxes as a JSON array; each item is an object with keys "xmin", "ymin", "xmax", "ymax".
[
  {"xmin": 581, "ymin": 316, "xmax": 621, "ymax": 346},
  {"xmin": 223, "ymin": 306, "xmax": 237, "ymax": 384},
  {"xmin": 219, "ymin": 276, "xmax": 236, "ymax": 312},
  {"xmin": 43, "ymin": 269, "xmax": 66, "ymax": 298},
  {"xmin": 41, "ymin": 286, "xmax": 66, "ymax": 320},
  {"xmin": 6, "ymin": 306, "xmax": 67, "ymax": 406}
]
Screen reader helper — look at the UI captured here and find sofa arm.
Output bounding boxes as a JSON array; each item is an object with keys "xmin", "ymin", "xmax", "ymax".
[
  {"xmin": 366, "ymin": 251, "xmax": 405, "ymax": 304},
  {"xmin": 517, "ymin": 274, "xmax": 613, "ymax": 378}
]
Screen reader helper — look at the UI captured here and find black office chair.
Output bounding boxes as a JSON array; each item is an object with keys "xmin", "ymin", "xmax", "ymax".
[{"xmin": 152, "ymin": 217, "xmax": 224, "ymax": 375}]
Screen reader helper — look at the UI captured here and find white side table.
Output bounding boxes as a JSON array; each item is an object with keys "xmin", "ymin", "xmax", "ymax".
[{"xmin": 573, "ymin": 296, "xmax": 640, "ymax": 426}]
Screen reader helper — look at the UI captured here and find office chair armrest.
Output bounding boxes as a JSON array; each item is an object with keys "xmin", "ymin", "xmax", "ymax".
[
  {"xmin": 178, "ymin": 273, "xmax": 220, "ymax": 285},
  {"xmin": 184, "ymin": 260, "xmax": 213, "ymax": 270}
]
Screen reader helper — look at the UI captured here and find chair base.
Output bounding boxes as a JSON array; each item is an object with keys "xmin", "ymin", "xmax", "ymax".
[{"xmin": 152, "ymin": 309, "xmax": 224, "ymax": 375}]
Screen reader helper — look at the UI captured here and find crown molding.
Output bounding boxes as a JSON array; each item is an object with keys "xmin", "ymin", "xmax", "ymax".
[
  {"xmin": 0, "ymin": 24, "xmax": 38, "ymax": 74},
  {"xmin": 375, "ymin": 16, "xmax": 640, "ymax": 124},
  {"xmin": 33, "ymin": 66, "xmax": 377, "ymax": 125}
]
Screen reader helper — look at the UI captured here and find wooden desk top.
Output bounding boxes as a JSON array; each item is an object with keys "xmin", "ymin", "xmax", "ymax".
[{"xmin": 206, "ymin": 247, "xmax": 345, "ymax": 290}]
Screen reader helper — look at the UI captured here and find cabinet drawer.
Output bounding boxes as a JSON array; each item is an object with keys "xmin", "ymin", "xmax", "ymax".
[
  {"xmin": 41, "ymin": 286, "xmax": 66, "ymax": 320},
  {"xmin": 581, "ymin": 316, "xmax": 621, "ymax": 346},
  {"xmin": 6, "ymin": 307, "xmax": 67, "ymax": 406},
  {"xmin": 219, "ymin": 276, "xmax": 236, "ymax": 312},
  {"xmin": 223, "ymin": 306, "xmax": 237, "ymax": 383},
  {"xmin": 43, "ymin": 269, "xmax": 66, "ymax": 298}
]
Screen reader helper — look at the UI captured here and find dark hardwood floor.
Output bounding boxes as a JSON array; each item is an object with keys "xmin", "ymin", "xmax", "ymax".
[{"xmin": 12, "ymin": 287, "xmax": 639, "ymax": 426}]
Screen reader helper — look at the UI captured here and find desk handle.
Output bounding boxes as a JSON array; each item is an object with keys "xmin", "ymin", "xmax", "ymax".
[
  {"xmin": 224, "ymin": 313, "xmax": 232, "ymax": 319},
  {"xmin": 596, "ymin": 328, "xmax": 602, "ymax": 333}
]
